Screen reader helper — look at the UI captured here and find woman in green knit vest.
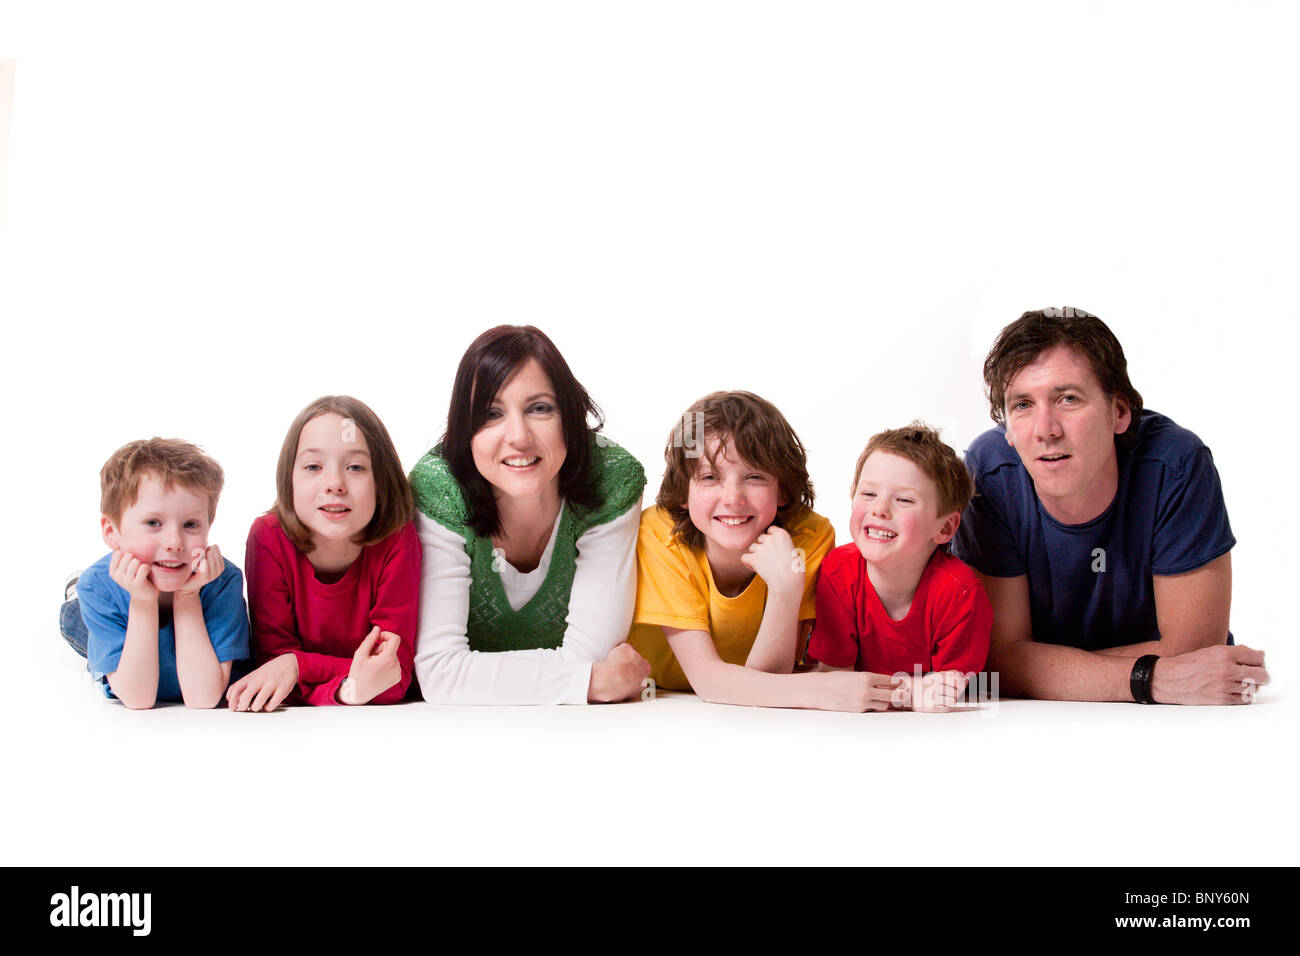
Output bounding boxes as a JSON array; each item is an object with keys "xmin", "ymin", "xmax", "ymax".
[{"xmin": 410, "ymin": 325, "xmax": 652, "ymax": 704}]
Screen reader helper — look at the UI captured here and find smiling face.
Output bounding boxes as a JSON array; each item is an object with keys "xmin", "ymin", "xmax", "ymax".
[
  {"xmin": 102, "ymin": 474, "xmax": 212, "ymax": 592},
  {"xmin": 850, "ymin": 451, "xmax": 957, "ymax": 572},
  {"xmin": 1003, "ymin": 344, "xmax": 1132, "ymax": 524},
  {"xmin": 470, "ymin": 357, "xmax": 568, "ymax": 505},
  {"xmin": 291, "ymin": 412, "xmax": 377, "ymax": 549},
  {"xmin": 687, "ymin": 436, "xmax": 784, "ymax": 565}
]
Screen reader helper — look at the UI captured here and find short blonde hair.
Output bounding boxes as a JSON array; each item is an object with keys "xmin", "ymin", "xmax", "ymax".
[{"xmin": 100, "ymin": 438, "xmax": 225, "ymax": 525}]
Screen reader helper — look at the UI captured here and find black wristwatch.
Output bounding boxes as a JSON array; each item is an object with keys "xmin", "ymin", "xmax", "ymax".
[{"xmin": 1130, "ymin": 654, "xmax": 1160, "ymax": 704}]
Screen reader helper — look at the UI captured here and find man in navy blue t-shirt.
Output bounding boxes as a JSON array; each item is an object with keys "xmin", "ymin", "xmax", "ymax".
[{"xmin": 952, "ymin": 307, "xmax": 1268, "ymax": 704}]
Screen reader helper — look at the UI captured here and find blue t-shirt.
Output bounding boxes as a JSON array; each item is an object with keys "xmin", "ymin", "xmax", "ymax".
[
  {"xmin": 77, "ymin": 552, "xmax": 251, "ymax": 701},
  {"xmin": 951, "ymin": 411, "xmax": 1235, "ymax": 651}
]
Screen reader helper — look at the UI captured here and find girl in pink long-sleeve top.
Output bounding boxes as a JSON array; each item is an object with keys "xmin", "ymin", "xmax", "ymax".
[{"xmin": 227, "ymin": 395, "xmax": 420, "ymax": 710}]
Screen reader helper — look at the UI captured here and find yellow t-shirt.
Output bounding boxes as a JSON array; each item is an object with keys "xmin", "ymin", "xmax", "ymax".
[{"xmin": 628, "ymin": 505, "xmax": 836, "ymax": 692}]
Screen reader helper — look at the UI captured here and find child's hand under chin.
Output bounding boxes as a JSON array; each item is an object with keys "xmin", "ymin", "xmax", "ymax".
[
  {"xmin": 177, "ymin": 545, "xmax": 225, "ymax": 596},
  {"xmin": 108, "ymin": 550, "xmax": 160, "ymax": 603},
  {"xmin": 739, "ymin": 525, "xmax": 804, "ymax": 597}
]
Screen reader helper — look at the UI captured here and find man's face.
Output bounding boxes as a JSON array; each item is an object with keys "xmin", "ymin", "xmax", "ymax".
[{"xmin": 1003, "ymin": 344, "xmax": 1132, "ymax": 523}]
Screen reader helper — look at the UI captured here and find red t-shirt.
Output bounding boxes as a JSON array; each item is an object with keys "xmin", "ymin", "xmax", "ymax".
[
  {"xmin": 807, "ymin": 544, "xmax": 991, "ymax": 677},
  {"xmin": 245, "ymin": 513, "xmax": 421, "ymax": 706}
]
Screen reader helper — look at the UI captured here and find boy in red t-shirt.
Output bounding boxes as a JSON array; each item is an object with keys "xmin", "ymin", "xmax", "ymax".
[{"xmin": 807, "ymin": 423, "xmax": 992, "ymax": 712}]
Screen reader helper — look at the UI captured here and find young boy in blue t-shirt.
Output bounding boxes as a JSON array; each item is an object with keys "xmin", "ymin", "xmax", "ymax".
[{"xmin": 62, "ymin": 438, "xmax": 249, "ymax": 708}]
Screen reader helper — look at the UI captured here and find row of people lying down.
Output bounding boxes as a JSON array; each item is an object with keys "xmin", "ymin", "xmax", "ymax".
[{"xmin": 60, "ymin": 316, "xmax": 1267, "ymax": 710}]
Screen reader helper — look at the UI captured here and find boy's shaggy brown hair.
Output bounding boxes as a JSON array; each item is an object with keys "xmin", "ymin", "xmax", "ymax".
[{"xmin": 657, "ymin": 391, "xmax": 815, "ymax": 550}]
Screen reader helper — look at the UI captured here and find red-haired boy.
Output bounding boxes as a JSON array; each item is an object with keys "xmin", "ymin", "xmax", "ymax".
[
  {"xmin": 61, "ymin": 439, "xmax": 250, "ymax": 708},
  {"xmin": 808, "ymin": 423, "xmax": 992, "ymax": 712}
]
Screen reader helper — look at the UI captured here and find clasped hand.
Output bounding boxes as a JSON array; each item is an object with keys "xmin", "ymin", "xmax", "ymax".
[{"xmin": 739, "ymin": 525, "xmax": 804, "ymax": 597}]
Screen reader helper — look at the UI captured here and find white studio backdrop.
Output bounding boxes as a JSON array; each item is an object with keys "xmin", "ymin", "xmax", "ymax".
[{"xmin": 0, "ymin": 1, "xmax": 1296, "ymax": 865}]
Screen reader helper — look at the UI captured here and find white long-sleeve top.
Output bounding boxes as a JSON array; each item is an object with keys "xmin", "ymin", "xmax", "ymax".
[{"xmin": 413, "ymin": 501, "xmax": 641, "ymax": 705}]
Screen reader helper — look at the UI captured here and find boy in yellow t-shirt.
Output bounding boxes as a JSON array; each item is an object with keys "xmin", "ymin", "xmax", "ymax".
[{"xmin": 629, "ymin": 391, "xmax": 900, "ymax": 712}]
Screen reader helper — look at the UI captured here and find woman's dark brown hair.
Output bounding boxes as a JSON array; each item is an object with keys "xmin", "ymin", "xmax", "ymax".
[
  {"xmin": 441, "ymin": 325, "xmax": 604, "ymax": 537},
  {"xmin": 656, "ymin": 390, "xmax": 815, "ymax": 550},
  {"xmin": 984, "ymin": 307, "xmax": 1144, "ymax": 448},
  {"xmin": 274, "ymin": 395, "xmax": 415, "ymax": 552}
]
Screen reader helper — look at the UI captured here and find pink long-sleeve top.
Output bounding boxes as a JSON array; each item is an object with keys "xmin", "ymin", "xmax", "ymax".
[{"xmin": 245, "ymin": 512, "xmax": 420, "ymax": 706}]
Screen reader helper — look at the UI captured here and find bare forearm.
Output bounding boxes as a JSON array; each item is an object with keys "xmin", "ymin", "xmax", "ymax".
[
  {"xmin": 1091, "ymin": 556, "xmax": 1231, "ymax": 661},
  {"xmin": 977, "ymin": 562, "xmax": 1236, "ymax": 704},
  {"xmin": 173, "ymin": 592, "xmax": 227, "ymax": 708},
  {"xmin": 108, "ymin": 597, "xmax": 160, "ymax": 709},
  {"xmin": 1095, "ymin": 641, "xmax": 1163, "ymax": 658},
  {"xmin": 744, "ymin": 588, "xmax": 802, "ymax": 673},
  {"xmin": 690, "ymin": 659, "xmax": 828, "ymax": 710},
  {"xmin": 990, "ymin": 640, "xmax": 1136, "ymax": 702},
  {"xmin": 1094, "ymin": 631, "xmax": 1229, "ymax": 659}
]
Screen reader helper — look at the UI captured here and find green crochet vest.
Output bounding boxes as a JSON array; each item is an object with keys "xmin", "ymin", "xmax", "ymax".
[{"xmin": 410, "ymin": 436, "xmax": 646, "ymax": 652}]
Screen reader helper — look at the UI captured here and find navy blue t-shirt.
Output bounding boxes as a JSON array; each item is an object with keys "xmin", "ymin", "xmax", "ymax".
[{"xmin": 951, "ymin": 411, "xmax": 1234, "ymax": 651}]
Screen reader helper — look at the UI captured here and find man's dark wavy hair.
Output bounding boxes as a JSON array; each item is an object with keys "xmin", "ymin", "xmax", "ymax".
[{"xmin": 984, "ymin": 307, "xmax": 1144, "ymax": 449}]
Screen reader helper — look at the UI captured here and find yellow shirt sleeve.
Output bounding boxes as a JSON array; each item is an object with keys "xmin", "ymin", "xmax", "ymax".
[
  {"xmin": 631, "ymin": 506, "xmax": 710, "ymax": 632},
  {"xmin": 793, "ymin": 510, "xmax": 837, "ymax": 620}
]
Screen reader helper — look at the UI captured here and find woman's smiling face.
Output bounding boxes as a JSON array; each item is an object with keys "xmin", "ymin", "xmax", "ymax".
[{"xmin": 470, "ymin": 358, "xmax": 568, "ymax": 503}]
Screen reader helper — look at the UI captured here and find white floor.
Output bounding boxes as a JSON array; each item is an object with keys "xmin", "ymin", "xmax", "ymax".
[{"xmin": 9, "ymin": 621, "xmax": 1294, "ymax": 867}]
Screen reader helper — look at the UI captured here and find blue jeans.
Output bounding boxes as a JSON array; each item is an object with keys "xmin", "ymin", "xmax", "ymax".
[{"xmin": 60, "ymin": 597, "xmax": 90, "ymax": 659}]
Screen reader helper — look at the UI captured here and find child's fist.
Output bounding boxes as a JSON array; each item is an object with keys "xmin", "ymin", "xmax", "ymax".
[
  {"xmin": 895, "ymin": 670, "xmax": 970, "ymax": 712},
  {"xmin": 344, "ymin": 626, "xmax": 403, "ymax": 704},
  {"xmin": 739, "ymin": 525, "xmax": 804, "ymax": 597}
]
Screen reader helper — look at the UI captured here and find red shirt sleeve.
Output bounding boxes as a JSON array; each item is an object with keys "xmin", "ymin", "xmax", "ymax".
[
  {"xmin": 246, "ymin": 515, "xmax": 308, "ymax": 665},
  {"xmin": 806, "ymin": 548, "xmax": 860, "ymax": 669},
  {"xmin": 245, "ymin": 516, "xmax": 421, "ymax": 706},
  {"xmin": 929, "ymin": 559, "xmax": 993, "ymax": 675},
  {"xmin": 363, "ymin": 521, "xmax": 421, "ymax": 705},
  {"xmin": 293, "ymin": 656, "xmax": 352, "ymax": 706}
]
